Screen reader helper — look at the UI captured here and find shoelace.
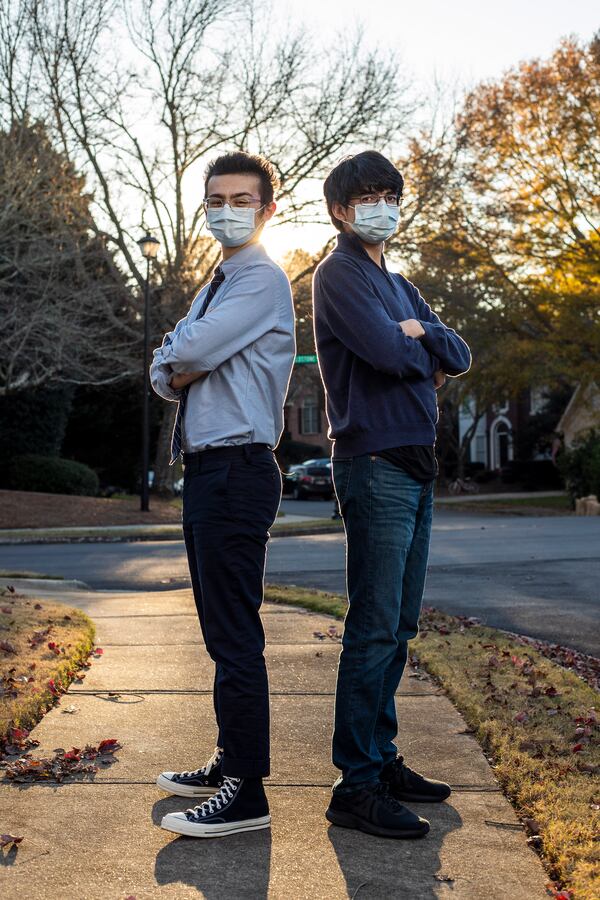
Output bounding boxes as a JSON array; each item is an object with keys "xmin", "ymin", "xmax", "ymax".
[
  {"xmin": 186, "ymin": 776, "xmax": 240, "ymax": 820},
  {"xmin": 373, "ymin": 781, "xmax": 407, "ymax": 811},
  {"xmin": 176, "ymin": 746, "xmax": 223, "ymax": 780}
]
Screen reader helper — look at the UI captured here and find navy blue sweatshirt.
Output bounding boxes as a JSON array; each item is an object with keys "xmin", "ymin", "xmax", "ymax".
[{"xmin": 312, "ymin": 233, "xmax": 471, "ymax": 458}]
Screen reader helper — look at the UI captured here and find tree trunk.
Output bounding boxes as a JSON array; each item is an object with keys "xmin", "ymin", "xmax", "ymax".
[{"xmin": 153, "ymin": 403, "xmax": 178, "ymax": 495}]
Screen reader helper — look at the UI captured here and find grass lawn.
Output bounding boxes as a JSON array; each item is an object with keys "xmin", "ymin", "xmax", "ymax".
[
  {"xmin": 0, "ymin": 585, "xmax": 95, "ymax": 751},
  {"xmin": 265, "ymin": 584, "xmax": 599, "ymax": 900},
  {"xmin": 0, "ymin": 571, "xmax": 64, "ymax": 580},
  {"xmin": 446, "ymin": 494, "xmax": 573, "ymax": 514}
]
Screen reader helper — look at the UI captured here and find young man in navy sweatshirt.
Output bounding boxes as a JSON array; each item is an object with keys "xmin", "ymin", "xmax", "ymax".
[{"xmin": 313, "ymin": 151, "xmax": 471, "ymax": 839}]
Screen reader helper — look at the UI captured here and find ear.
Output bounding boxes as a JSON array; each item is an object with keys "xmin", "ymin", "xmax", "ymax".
[
  {"xmin": 332, "ymin": 200, "xmax": 350, "ymax": 225},
  {"xmin": 261, "ymin": 201, "xmax": 276, "ymax": 223}
]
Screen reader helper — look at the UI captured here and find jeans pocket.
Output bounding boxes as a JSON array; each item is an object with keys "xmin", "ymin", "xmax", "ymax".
[{"xmin": 333, "ymin": 459, "xmax": 353, "ymax": 506}]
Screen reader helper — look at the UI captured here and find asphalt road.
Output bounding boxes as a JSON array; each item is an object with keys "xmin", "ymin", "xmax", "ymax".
[{"xmin": 1, "ymin": 508, "xmax": 598, "ymax": 656}]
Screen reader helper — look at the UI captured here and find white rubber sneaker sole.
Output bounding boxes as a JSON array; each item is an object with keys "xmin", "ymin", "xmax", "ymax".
[
  {"xmin": 156, "ymin": 773, "xmax": 219, "ymax": 798},
  {"xmin": 160, "ymin": 812, "xmax": 271, "ymax": 838}
]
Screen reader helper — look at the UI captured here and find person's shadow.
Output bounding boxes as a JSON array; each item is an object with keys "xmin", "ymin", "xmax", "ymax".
[
  {"xmin": 153, "ymin": 795, "xmax": 271, "ymax": 899},
  {"xmin": 327, "ymin": 801, "xmax": 462, "ymax": 899}
]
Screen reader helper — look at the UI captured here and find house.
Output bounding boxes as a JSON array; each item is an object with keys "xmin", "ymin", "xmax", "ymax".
[
  {"xmin": 458, "ymin": 388, "xmax": 549, "ymax": 471},
  {"xmin": 556, "ymin": 381, "xmax": 600, "ymax": 447},
  {"xmin": 282, "ymin": 362, "xmax": 329, "ymax": 451}
]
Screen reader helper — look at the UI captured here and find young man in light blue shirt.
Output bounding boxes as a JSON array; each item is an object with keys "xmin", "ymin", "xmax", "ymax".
[{"xmin": 150, "ymin": 152, "xmax": 295, "ymax": 839}]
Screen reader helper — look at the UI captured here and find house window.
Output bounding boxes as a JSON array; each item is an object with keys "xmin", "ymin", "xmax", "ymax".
[
  {"xmin": 300, "ymin": 397, "xmax": 320, "ymax": 435},
  {"xmin": 490, "ymin": 416, "xmax": 514, "ymax": 469},
  {"xmin": 474, "ymin": 434, "xmax": 486, "ymax": 464},
  {"xmin": 530, "ymin": 387, "xmax": 546, "ymax": 416}
]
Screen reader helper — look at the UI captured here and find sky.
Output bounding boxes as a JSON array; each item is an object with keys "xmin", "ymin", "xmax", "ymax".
[{"xmin": 259, "ymin": 0, "xmax": 599, "ymax": 260}]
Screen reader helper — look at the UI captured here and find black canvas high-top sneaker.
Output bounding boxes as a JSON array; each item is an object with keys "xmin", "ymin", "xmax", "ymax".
[
  {"xmin": 157, "ymin": 746, "xmax": 224, "ymax": 798},
  {"xmin": 160, "ymin": 776, "xmax": 270, "ymax": 838}
]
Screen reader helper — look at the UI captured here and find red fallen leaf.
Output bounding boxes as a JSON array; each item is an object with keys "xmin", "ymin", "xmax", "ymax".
[
  {"xmin": 63, "ymin": 749, "xmax": 81, "ymax": 761},
  {"xmin": 544, "ymin": 686, "xmax": 559, "ymax": 696},
  {"xmin": 0, "ymin": 640, "xmax": 17, "ymax": 654},
  {"xmin": 437, "ymin": 626, "xmax": 450, "ymax": 635},
  {"xmin": 34, "ymin": 602, "xmax": 42, "ymax": 609},
  {"xmin": 0, "ymin": 834, "xmax": 23, "ymax": 847},
  {"xmin": 10, "ymin": 728, "xmax": 29, "ymax": 741},
  {"xmin": 97, "ymin": 739, "xmax": 121, "ymax": 754},
  {"xmin": 514, "ymin": 711, "xmax": 529, "ymax": 723},
  {"xmin": 1, "ymin": 606, "xmax": 13, "ymax": 614},
  {"xmin": 571, "ymin": 743, "xmax": 584, "ymax": 753},
  {"xmin": 93, "ymin": 647, "xmax": 104, "ymax": 655},
  {"xmin": 47, "ymin": 679, "xmax": 61, "ymax": 696}
]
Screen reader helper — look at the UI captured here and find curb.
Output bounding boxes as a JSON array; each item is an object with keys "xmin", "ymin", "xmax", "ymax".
[{"xmin": 0, "ymin": 524, "xmax": 344, "ymax": 546}]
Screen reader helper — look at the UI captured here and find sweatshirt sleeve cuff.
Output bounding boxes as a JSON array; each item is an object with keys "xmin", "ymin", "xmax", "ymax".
[{"xmin": 419, "ymin": 320, "xmax": 445, "ymax": 353}]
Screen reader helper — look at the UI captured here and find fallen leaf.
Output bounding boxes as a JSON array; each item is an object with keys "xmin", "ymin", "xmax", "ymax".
[
  {"xmin": 0, "ymin": 834, "xmax": 23, "ymax": 847},
  {"xmin": 97, "ymin": 739, "xmax": 121, "ymax": 754}
]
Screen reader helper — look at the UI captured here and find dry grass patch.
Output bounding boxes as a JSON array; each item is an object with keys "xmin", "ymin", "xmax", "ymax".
[
  {"xmin": 0, "ymin": 585, "xmax": 95, "ymax": 747},
  {"xmin": 265, "ymin": 583, "xmax": 599, "ymax": 900}
]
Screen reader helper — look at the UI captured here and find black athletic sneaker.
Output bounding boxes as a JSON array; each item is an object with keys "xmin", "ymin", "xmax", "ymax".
[
  {"xmin": 161, "ymin": 776, "xmax": 271, "ymax": 838},
  {"xmin": 156, "ymin": 746, "xmax": 224, "ymax": 798},
  {"xmin": 381, "ymin": 755, "xmax": 451, "ymax": 803},
  {"xmin": 326, "ymin": 780, "xmax": 430, "ymax": 839}
]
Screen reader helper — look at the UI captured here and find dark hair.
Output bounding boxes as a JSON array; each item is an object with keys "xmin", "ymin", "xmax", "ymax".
[
  {"xmin": 204, "ymin": 151, "xmax": 279, "ymax": 205},
  {"xmin": 323, "ymin": 151, "xmax": 404, "ymax": 232}
]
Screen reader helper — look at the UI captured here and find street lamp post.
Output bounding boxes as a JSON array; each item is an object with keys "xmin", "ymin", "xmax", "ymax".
[{"xmin": 137, "ymin": 232, "xmax": 160, "ymax": 512}]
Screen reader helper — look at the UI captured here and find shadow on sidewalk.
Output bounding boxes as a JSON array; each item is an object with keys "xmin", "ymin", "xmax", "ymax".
[
  {"xmin": 327, "ymin": 801, "xmax": 462, "ymax": 899},
  {"xmin": 152, "ymin": 796, "xmax": 271, "ymax": 898}
]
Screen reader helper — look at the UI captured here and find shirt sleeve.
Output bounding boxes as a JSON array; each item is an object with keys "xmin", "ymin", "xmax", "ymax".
[
  {"xmin": 314, "ymin": 261, "xmax": 439, "ymax": 379},
  {"xmin": 149, "ymin": 314, "xmax": 189, "ymax": 402},
  {"xmin": 159, "ymin": 264, "xmax": 284, "ymax": 371},
  {"xmin": 407, "ymin": 281, "xmax": 472, "ymax": 377}
]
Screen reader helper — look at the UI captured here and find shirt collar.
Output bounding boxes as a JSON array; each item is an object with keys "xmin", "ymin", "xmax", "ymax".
[{"xmin": 219, "ymin": 240, "xmax": 269, "ymax": 273}]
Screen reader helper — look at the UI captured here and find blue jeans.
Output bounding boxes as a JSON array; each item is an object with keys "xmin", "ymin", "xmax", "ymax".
[{"xmin": 332, "ymin": 453, "xmax": 434, "ymax": 788}]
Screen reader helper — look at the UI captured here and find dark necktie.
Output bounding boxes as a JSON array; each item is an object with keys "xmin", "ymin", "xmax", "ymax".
[{"xmin": 169, "ymin": 266, "xmax": 226, "ymax": 465}]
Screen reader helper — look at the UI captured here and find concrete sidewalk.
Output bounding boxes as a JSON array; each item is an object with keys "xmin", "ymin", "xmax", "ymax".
[{"xmin": 1, "ymin": 580, "xmax": 550, "ymax": 899}]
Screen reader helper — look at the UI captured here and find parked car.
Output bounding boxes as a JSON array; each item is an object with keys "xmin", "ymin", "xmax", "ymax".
[{"xmin": 286, "ymin": 459, "xmax": 333, "ymax": 500}]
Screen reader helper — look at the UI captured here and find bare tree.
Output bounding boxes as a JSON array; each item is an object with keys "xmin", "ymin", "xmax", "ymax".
[
  {"xmin": 0, "ymin": 119, "xmax": 136, "ymax": 394},
  {"xmin": 3, "ymin": 0, "xmax": 415, "ymax": 488}
]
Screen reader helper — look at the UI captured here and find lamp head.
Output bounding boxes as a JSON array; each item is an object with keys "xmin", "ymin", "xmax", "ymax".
[{"xmin": 137, "ymin": 232, "xmax": 160, "ymax": 260}]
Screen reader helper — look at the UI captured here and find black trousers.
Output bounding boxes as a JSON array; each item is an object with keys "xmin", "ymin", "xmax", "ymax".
[{"xmin": 182, "ymin": 443, "xmax": 281, "ymax": 778}]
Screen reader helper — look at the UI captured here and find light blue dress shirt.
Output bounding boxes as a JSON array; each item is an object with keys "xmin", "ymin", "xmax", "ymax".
[{"xmin": 150, "ymin": 242, "xmax": 296, "ymax": 452}]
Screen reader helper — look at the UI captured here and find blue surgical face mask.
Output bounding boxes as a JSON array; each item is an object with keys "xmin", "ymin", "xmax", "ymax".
[
  {"xmin": 350, "ymin": 199, "xmax": 399, "ymax": 244},
  {"xmin": 206, "ymin": 204, "xmax": 264, "ymax": 248}
]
